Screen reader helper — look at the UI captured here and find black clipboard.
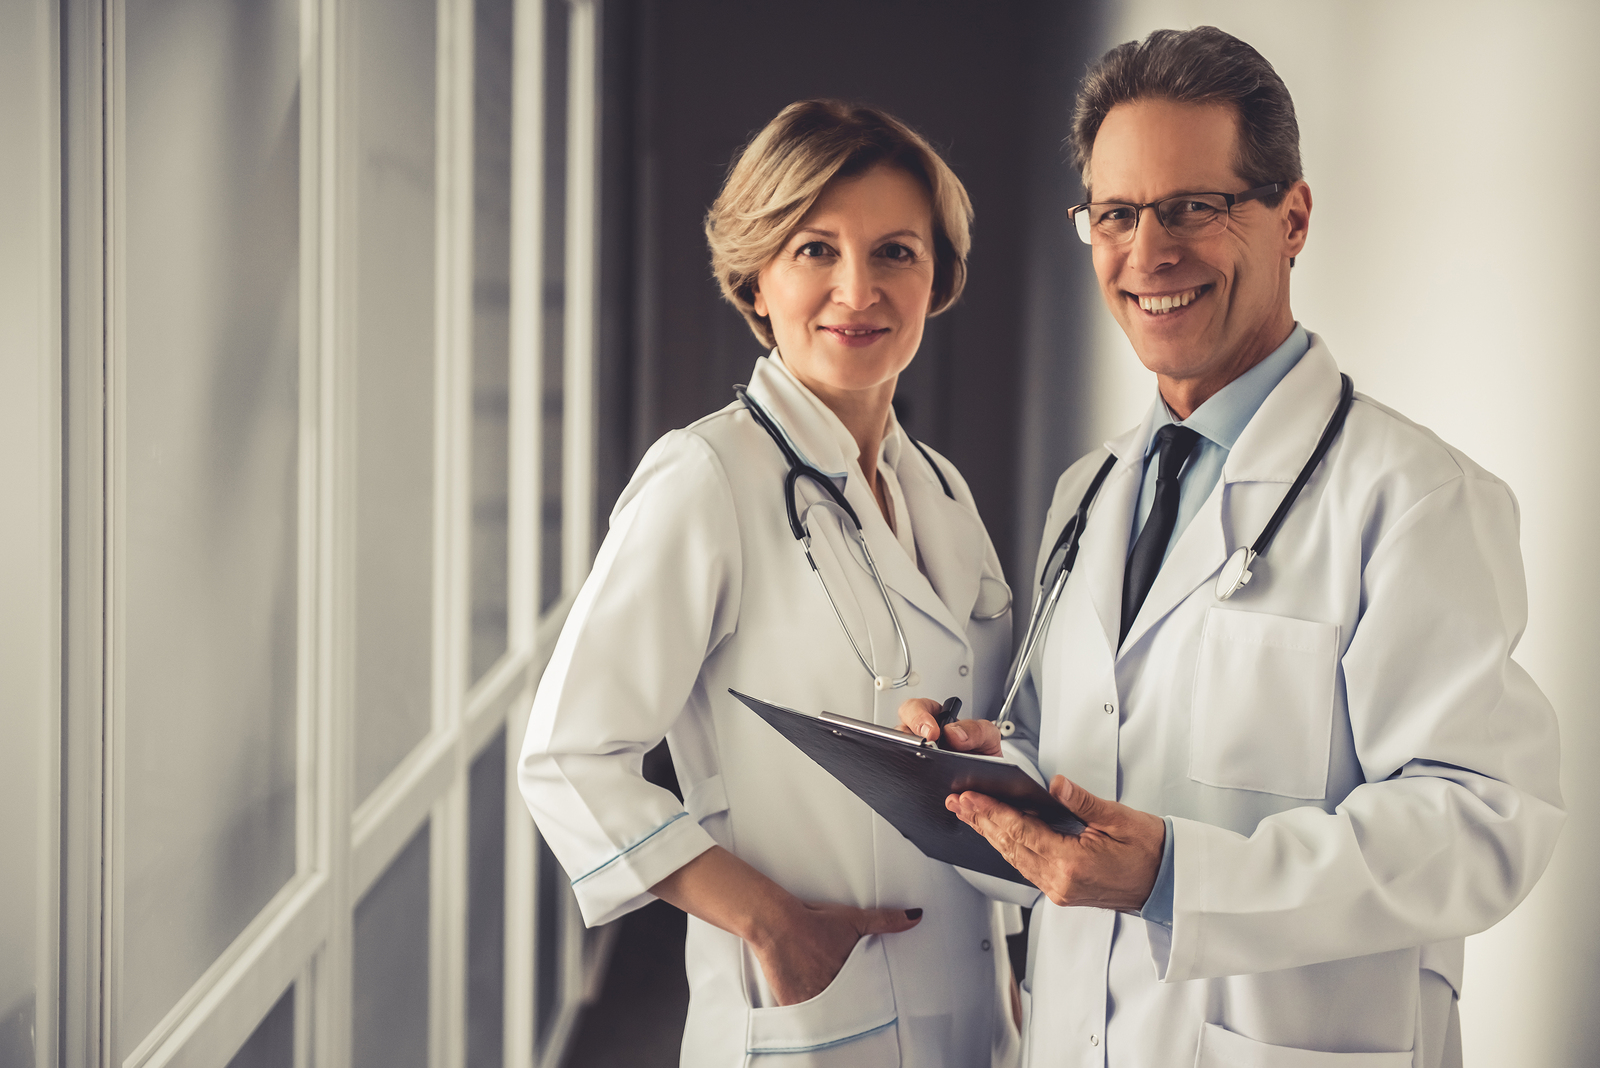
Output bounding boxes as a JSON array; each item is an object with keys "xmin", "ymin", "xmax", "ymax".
[{"xmin": 730, "ymin": 689, "xmax": 1084, "ymax": 885}]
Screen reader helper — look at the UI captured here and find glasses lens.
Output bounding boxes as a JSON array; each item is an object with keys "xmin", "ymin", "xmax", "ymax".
[
  {"xmin": 1072, "ymin": 208, "xmax": 1092, "ymax": 245},
  {"xmin": 1157, "ymin": 195, "xmax": 1229, "ymax": 239},
  {"xmin": 1088, "ymin": 203, "xmax": 1138, "ymax": 244}
]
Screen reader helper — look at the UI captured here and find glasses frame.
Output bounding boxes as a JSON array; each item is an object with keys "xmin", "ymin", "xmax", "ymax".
[{"xmin": 1068, "ymin": 182, "xmax": 1284, "ymax": 245}]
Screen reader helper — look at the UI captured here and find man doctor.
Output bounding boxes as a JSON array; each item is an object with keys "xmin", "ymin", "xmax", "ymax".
[{"xmin": 902, "ymin": 25, "xmax": 1564, "ymax": 1068}]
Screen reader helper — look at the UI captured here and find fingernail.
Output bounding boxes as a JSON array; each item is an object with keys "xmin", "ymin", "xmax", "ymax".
[
  {"xmin": 949, "ymin": 723, "xmax": 966, "ymax": 739},
  {"xmin": 905, "ymin": 908, "xmax": 923, "ymax": 920},
  {"xmin": 921, "ymin": 725, "xmax": 934, "ymax": 739}
]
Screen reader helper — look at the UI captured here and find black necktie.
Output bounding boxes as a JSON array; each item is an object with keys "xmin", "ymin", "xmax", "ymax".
[{"xmin": 1121, "ymin": 424, "xmax": 1201, "ymax": 645}]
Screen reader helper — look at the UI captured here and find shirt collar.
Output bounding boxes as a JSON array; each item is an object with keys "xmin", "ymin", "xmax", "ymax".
[
  {"xmin": 748, "ymin": 349, "xmax": 903, "ymax": 478},
  {"xmin": 1142, "ymin": 322, "xmax": 1310, "ymax": 457}
]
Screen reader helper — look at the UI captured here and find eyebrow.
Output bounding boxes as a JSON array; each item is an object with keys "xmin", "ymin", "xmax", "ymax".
[
  {"xmin": 792, "ymin": 227, "xmax": 928, "ymax": 243},
  {"xmin": 1089, "ymin": 188, "xmax": 1224, "ymax": 203}
]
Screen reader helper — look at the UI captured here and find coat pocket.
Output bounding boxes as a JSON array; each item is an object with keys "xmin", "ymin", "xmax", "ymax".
[
  {"xmin": 1195, "ymin": 1021, "xmax": 1411, "ymax": 1066},
  {"xmin": 1189, "ymin": 608, "xmax": 1338, "ymax": 799},
  {"xmin": 745, "ymin": 935, "xmax": 900, "ymax": 1066}
]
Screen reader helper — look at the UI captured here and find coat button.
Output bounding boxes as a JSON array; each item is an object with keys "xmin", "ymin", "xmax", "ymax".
[
  {"xmin": 1104, "ymin": 703, "xmax": 1115, "ymax": 714},
  {"xmin": 959, "ymin": 665, "xmax": 969, "ymax": 676},
  {"xmin": 1089, "ymin": 1034, "xmax": 1099, "ymax": 1046},
  {"xmin": 981, "ymin": 939, "xmax": 991, "ymax": 951}
]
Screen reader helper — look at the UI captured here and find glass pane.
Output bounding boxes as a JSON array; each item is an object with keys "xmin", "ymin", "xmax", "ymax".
[
  {"xmin": 353, "ymin": 825, "xmax": 431, "ymax": 1068},
  {"xmin": 533, "ymin": 837, "xmax": 565, "ymax": 1055},
  {"xmin": 352, "ymin": 0, "xmax": 438, "ymax": 803},
  {"xmin": 119, "ymin": 0, "xmax": 300, "ymax": 1055},
  {"xmin": 227, "ymin": 985, "xmax": 294, "ymax": 1068},
  {"xmin": 539, "ymin": 0, "xmax": 569, "ymax": 613},
  {"xmin": 470, "ymin": 0, "xmax": 515, "ymax": 684},
  {"xmin": 466, "ymin": 730, "xmax": 506, "ymax": 1067}
]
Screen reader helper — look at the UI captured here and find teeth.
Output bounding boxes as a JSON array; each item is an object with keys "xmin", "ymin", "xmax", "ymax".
[
  {"xmin": 833, "ymin": 328, "xmax": 879, "ymax": 336},
  {"xmin": 1138, "ymin": 288, "xmax": 1201, "ymax": 314}
]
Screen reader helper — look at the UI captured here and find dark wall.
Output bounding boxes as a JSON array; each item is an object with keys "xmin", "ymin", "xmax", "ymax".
[{"xmin": 600, "ymin": 0, "xmax": 1100, "ymax": 586}]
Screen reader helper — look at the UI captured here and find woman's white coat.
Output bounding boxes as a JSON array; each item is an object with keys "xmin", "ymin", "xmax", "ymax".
[{"xmin": 519, "ymin": 353, "xmax": 1016, "ymax": 1067}]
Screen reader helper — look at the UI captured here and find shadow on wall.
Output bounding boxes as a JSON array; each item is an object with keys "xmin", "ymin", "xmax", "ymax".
[{"xmin": 0, "ymin": 995, "xmax": 32, "ymax": 1067}]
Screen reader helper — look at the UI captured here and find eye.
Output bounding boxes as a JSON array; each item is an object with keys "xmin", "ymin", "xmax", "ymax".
[
  {"xmin": 1170, "ymin": 199, "xmax": 1218, "ymax": 217},
  {"xmin": 1095, "ymin": 205, "xmax": 1135, "ymax": 224},
  {"xmin": 878, "ymin": 242, "xmax": 917, "ymax": 263},
  {"xmin": 795, "ymin": 240, "xmax": 834, "ymax": 259}
]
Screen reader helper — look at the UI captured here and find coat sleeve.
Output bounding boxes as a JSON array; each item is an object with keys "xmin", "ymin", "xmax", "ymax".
[
  {"xmin": 517, "ymin": 430, "xmax": 740, "ymax": 927},
  {"xmin": 1157, "ymin": 471, "xmax": 1565, "ymax": 982}
]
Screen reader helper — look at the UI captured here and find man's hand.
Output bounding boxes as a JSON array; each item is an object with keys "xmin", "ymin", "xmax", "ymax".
[
  {"xmin": 948, "ymin": 776, "xmax": 1166, "ymax": 910},
  {"xmin": 749, "ymin": 899, "xmax": 923, "ymax": 1006},
  {"xmin": 897, "ymin": 697, "xmax": 1003, "ymax": 755}
]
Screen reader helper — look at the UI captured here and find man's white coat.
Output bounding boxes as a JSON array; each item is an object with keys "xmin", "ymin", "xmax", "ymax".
[
  {"xmin": 1007, "ymin": 336, "xmax": 1564, "ymax": 1067},
  {"xmin": 519, "ymin": 354, "xmax": 1017, "ymax": 1067}
]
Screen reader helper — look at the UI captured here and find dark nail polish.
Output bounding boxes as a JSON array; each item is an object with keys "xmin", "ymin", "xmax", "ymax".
[{"xmin": 905, "ymin": 908, "xmax": 923, "ymax": 920}]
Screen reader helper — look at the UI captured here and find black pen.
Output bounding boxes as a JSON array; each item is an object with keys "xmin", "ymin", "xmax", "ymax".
[{"xmin": 933, "ymin": 697, "xmax": 962, "ymax": 748}]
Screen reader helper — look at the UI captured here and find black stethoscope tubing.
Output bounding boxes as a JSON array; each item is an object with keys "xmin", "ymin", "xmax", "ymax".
[
  {"xmin": 734, "ymin": 384, "xmax": 956, "ymax": 690},
  {"xmin": 994, "ymin": 373, "xmax": 1356, "ymax": 735}
]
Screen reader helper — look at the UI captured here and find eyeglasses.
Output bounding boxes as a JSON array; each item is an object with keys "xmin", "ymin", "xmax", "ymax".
[{"xmin": 1068, "ymin": 183, "xmax": 1283, "ymax": 245}]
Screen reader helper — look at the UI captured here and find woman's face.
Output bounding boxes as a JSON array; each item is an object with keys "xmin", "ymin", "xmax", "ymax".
[{"xmin": 753, "ymin": 163, "xmax": 937, "ymax": 401}]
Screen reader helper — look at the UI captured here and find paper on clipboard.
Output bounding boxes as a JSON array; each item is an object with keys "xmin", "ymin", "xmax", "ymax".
[{"xmin": 729, "ymin": 688, "xmax": 1084, "ymax": 885}]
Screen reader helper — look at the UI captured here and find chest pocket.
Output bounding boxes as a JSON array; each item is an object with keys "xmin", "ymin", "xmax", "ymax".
[{"xmin": 1189, "ymin": 608, "xmax": 1338, "ymax": 800}]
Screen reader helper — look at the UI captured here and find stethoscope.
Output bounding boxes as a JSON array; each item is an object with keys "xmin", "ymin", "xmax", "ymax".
[
  {"xmin": 994, "ymin": 373, "xmax": 1355, "ymax": 736},
  {"xmin": 735, "ymin": 384, "xmax": 978, "ymax": 691}
]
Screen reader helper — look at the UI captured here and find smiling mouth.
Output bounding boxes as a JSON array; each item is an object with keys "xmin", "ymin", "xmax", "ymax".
[
  {"xmin": 1134, "ymin": 286, "xmax": 1207, "ymax": 314},
  {"xmin": 822, "ymin": 326, "xmax": 888, "ymax": 337}
]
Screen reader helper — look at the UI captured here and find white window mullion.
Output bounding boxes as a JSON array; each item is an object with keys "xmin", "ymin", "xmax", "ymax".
[
  {"xmin": 434, "ymin": 0, "xmax": 476, "ymax": 1062},
  {"xmin": 560, "ymin": 0, "xmax": 600, "ymax": 595},
  {"xmin": 314, "ymin": 0, "xmax": 357, "ymax": 1058}
]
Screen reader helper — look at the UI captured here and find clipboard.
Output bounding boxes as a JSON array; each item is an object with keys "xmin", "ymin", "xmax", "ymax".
[{"xmin": 730, "ymin": 689, "xmax": 1085, "ymax": 885}]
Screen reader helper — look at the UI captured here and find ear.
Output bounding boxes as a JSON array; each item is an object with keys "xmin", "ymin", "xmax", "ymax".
[
  {"xmin": 1282, "ymin": 180, "xmax": 1312, "ymax": 260},
  {"xmin": 751, "ymin": 278, "xmax": 768, "ymax": 318}
]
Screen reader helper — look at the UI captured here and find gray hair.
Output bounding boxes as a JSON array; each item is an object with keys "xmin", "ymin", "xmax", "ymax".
[{"xmin": 1070, "ymin": 26, "xmax": 1302, "ymax": 204}]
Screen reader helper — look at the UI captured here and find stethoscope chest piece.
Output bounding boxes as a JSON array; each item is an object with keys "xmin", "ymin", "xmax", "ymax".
[{"xmin": 1216, "ymin": 546, "xmax": 1256, "ymax": 601}]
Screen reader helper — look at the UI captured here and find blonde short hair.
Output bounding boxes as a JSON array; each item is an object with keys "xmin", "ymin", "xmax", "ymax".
[{"xmin": 705, "ymin": 100, "xmax": 974, "ymax": 349}]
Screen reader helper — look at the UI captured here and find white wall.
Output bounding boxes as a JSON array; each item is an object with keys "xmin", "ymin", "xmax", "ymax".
[
  {"xmin": 1073, "ymin": 3, "xmax": 1600, "ymax": 1064},
  {"xmin": 0, "ymin": 1, "xmax": 58, "ymax": 1065}
]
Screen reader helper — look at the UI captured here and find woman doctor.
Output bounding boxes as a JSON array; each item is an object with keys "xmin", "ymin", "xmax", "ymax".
[{"xmin": 519, "ymin": 100, "xmax": 1017, "ymax": 1067}]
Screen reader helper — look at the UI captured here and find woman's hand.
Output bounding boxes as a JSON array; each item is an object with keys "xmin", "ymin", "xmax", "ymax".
[
  {"xmin": 651, "ymin": 846, "xmax": 922, "ymax": 1006},
  {"xmin": 897, "ymin": 697, "xmax": 1003, "ymax": 756},
  {"xmin": 749, "ymin": 898, "xmax": 923, "ymax": 1005}
]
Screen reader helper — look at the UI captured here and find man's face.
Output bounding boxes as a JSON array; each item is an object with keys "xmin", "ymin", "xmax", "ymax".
[{"xmin": 1087, "ymin": 98, "xmax": 1310, "ymax": 414}]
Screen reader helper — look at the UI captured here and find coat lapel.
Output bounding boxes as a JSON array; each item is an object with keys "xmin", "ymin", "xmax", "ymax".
[
  {"xmin": 1076, "ymin": 426, "xmax": 1148, "ymax": 657},
  {"xmin": 898, "ymin": 452, "xmax": 988, "ymax": 627}
]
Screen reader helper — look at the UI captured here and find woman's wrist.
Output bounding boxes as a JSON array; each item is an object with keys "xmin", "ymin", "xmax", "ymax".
[{"xmin": 651, "ymin": 845, "xmax": 801, "ymax": 950}]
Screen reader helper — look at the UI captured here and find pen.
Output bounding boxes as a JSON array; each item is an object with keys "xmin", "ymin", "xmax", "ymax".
[{"xmin": 931, "ymin": 697, "xmax": 963, "ymax": 748}]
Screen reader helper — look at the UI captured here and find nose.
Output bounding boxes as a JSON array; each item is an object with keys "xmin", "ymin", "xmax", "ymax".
[
  {"xmin": 1124, "ymin": 206, "xmax": 1182, "ymax": 274},
  {"xmin": 831, "ymin": 252, "xmax": 879, "ymax": 310}
]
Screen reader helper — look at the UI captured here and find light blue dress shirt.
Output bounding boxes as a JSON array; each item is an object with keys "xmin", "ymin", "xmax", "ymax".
[{"xmin": 1134, "ymin": 323, "xmax": 1310, "ymax": 927}]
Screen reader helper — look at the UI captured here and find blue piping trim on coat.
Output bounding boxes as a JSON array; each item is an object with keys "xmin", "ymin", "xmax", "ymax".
[
  {"xmin": 746, "ymin": 1018, "xmax": 897, "ymax": 1055},
  {"xmin": 570, "ymin": 812, "xmax": 690, "ymax": 886}
]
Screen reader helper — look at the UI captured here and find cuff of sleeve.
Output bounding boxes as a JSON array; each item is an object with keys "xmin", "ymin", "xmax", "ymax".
[
  {"xmin": 568, "ymin": 811, "xmax": 718, "ymax": 928},
  {"xmin": 1137, "ymin": 815, "xmax": 1176, "ymax": 928}
]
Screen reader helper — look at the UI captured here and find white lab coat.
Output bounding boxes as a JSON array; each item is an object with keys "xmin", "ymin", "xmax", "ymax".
[
  {"xmin": 1005, "ymin": 335, "xmax": 1564, "ymax": 1067},
  {"xmin": 519, "ymin": 353, "xmax": 1018, "ymax": 1067}
]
